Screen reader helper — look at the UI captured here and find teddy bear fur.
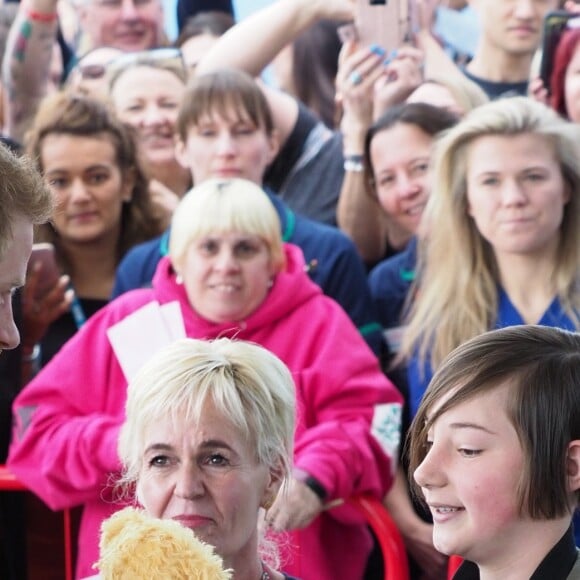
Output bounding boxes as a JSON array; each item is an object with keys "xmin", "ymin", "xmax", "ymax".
[{"xmin": 95, "ymin": 507, "xmax": 232, "ymax": 579}]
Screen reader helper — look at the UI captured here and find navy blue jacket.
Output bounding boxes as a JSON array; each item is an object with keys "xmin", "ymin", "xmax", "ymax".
[
  {"xmin": 112, "ymin": 191, "xmax": 382, "ymax": 354},
  {"xmin": 368, "ymin": 236, "xmax": 417, "ymax": 331}
]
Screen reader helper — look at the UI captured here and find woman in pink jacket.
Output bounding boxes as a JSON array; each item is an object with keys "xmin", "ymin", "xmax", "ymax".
[{"xmin": 8, "ymin": 178, "xmax": 402, "ymax": 580}]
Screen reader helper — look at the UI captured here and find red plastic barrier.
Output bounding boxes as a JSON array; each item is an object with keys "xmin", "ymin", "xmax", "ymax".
[
  {"xmin": 0, "ymin": 465, "xmax": 73, "ymax": 580},
  {"xmin": 347, "ymin": 494, "xmax": 410, "ymax": 580},
  {"xmin": 448, "ymin": 554, "xmax": 463, "ymax": 578}
]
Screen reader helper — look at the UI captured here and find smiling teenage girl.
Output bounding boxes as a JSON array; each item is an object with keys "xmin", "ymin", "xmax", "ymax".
[{"xmin": 409, "ymin": 325, "xmax": 580, "ymax": 580}]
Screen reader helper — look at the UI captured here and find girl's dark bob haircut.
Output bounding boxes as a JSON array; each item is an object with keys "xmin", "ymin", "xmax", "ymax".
[{"xmin": 409, "ymin": 325, "xmax": 580, "ymax": 520}]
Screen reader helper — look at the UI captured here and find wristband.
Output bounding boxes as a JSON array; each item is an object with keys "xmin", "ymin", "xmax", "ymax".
[
  {"xmin": 343, "ymin": 154, "xmax": 364, "ymax": 173},
  {"xmin": 24, "ymin": 5, "xmax": 58, "ymax": 23},
  {"xmin": 303, "ymin": 475, "xmax": 328, "ymax": 501}
]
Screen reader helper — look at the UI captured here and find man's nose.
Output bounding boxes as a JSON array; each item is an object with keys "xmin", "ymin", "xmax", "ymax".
[{"xmin": 0, "ymin": 298, "xmax": 21, "ymax": 352}]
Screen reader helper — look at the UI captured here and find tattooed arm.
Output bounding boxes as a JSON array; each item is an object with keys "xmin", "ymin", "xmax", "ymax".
[{"xmin": 2, "ymin": 0, "xmax": 59, "ymax": 142}]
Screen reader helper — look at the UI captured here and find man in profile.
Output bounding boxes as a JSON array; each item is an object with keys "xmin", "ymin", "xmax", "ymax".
[
  {"xmin": 0, "ymin": 143, "xmax": 51, "ymax": 354},
  {"xmin": 0, "ymin": 141, "xmax": 50, "ymax": 579}
]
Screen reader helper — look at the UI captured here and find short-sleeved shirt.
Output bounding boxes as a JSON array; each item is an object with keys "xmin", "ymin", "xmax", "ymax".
[{"xmin": 462, "ymin": 68, "xmax": 528, "ymax": 100}]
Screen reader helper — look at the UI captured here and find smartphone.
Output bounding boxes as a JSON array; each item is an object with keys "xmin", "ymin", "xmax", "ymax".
[
  {"xmin": 540, "ymin": 10, "xmax": 580, "ymax": 94},
  {"xmin": 27, "ymin": 243, "xmax": 60, "ymax": 299},
  {"xmin": 355, "ymin": 0, "xmax": 412, "ymax": 53}
]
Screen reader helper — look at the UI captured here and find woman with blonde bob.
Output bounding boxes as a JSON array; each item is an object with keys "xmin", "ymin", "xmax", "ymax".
[
  {"xmin": 115, "ymin": 337, "xmax": 297, "ymax": 579},
  {"xmin": 409, "ymin": 325, "xmax": 580, "ymax": 579},
  {"xmin": 9, "ymin": 178, "xmax": 402, "ymax": 579}
]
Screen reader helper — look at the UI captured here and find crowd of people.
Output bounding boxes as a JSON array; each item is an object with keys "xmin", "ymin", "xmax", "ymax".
[{"xmin": 0, "ymin": 0, "xmax": 578, "ymax": 579}]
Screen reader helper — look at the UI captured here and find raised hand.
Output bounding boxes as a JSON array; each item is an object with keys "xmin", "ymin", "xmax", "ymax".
[
  {"xmin": 337, "ymin": 41, "xmax": 387, "ymax": 139},
  {"xmin": 373, "ymin": 46, "xmax": 425, "ymax": 119}
]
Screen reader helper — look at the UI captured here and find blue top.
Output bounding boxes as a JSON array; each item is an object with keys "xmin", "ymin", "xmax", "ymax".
[
  {"xmin": 368, "ymin": 237, "xmax": 417, "ymax": 332},
  {"xmin": 112, "ymin": 189, "xmax": 382, "ymax": 354},
  {"xmin": 407, "ymin": 289, "xmax": 577, "ymax": 418}
]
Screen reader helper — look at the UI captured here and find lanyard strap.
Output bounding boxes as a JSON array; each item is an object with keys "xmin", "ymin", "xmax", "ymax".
[{"xmin": 68, "ymin": 285, "xmax": 87, "ymax": 329}]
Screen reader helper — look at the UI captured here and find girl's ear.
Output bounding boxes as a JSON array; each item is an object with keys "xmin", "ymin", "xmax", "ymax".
[{"xmin": 566, "ymin": 440, "xmax": 580, "ymax": 493}]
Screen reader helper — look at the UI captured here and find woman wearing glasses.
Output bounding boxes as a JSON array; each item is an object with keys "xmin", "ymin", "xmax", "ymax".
[{"xmin": 64, "ymin": 46, "xmax": 123, "ymax": 100}]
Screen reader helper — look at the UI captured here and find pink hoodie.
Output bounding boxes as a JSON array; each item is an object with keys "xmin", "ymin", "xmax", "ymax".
[{"xmin": 9, "ymin": 243, "xmax": 402, "ymax": 580}]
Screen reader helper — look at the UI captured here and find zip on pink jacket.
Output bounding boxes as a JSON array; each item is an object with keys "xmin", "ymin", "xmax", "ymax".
[{"xmin": 8, "ymin": 243, "xmax": 403, "ymax": 580}]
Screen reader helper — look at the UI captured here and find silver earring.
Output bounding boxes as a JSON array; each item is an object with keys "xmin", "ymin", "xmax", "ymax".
[
  {"xmin": 267, "ymin": 279, "xmax": 274, "ymax": 289},
  {"xmin": 176, "ymin": 274, "xmax": 183, "ymax": 285}
]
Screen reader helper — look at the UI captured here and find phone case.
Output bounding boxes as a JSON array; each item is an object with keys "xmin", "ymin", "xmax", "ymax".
[
  {"xmin": 540, "ymin": 10, "xmax": 580, "ymax": 93},
  {"xmin": 28, "ymin": 243, "xmax": 60, "ymax": 299},
  {"xmin": 356, "ymin": 0, "xmax": 411, "ymax": 53}
]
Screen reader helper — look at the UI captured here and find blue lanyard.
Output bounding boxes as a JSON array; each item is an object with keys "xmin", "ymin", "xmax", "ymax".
[{"xmin": 68, "ymin": 286, "xmax": 87, "ymax": 329}]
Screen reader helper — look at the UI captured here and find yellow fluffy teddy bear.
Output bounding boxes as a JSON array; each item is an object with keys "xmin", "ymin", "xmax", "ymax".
[{"xmin": 93, "ymin": 507, "xmax": 232, "ymax": 580}]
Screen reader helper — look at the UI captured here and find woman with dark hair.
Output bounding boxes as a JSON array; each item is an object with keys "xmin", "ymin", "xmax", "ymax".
[
  {"xmin": 365, "ymin": 104, "xmax": 459, "ymax": 335},
  {"xmin": 11, "ymin": 91, "xmax": 163, "ymax": 579},
  {"xmin": 363, "ymin": 103, "xmax": 459, "ymax": 260},
  {"xmin": 335, "ymin": 38, "xmax": 482, "ymax": 267},
  {"xmin": 22, "ymin": 91, "xmax": 164, "ymax": 368}
]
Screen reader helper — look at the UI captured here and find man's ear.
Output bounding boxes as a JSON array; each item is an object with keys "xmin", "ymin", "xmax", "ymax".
[{"xmin": 566, "ymin": 440, "xmax": 580, "ymax": 493}]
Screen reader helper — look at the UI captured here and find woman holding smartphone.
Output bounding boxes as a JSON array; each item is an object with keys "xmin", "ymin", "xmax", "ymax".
[{"xmin": 21, "ymin": 92, "xmax": 163, "ymax": 373}]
